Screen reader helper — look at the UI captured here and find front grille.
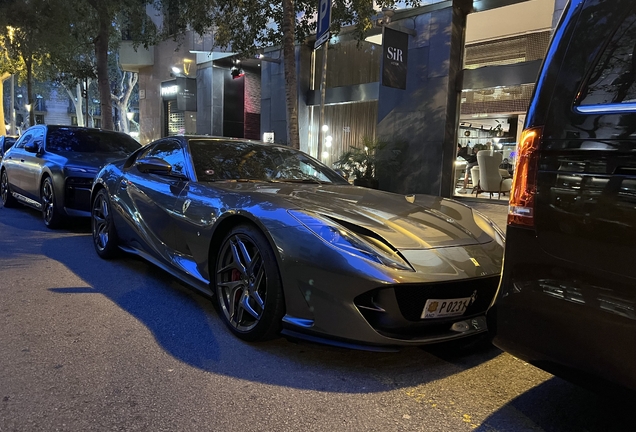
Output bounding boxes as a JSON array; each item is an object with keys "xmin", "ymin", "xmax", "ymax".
[
  {"xmin": 394, "ymin": 276, "xmax": 499, "ymax": 321},
  {"xmin": 354, "ymin": 276, "xmax": 500, "ymax": 339},
  {"xmin": 65, "ymin": 177, "xmax": 93, "ymax": 211}
]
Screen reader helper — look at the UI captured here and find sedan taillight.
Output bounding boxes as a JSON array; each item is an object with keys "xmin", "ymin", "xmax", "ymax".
[{"xmin": 508, "ymin": 127, "xmax": 543, "ymax": 228}]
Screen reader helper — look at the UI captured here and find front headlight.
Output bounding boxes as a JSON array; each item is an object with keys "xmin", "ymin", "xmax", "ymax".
[{"xmin": 288, "ymin": 210, "xmax": 413, "ymax": 271}]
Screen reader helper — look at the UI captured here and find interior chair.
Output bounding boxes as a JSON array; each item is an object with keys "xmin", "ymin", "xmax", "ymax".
[
  {"xmin": 473, "ymin": 150, "xmax": 513, "ymax": 199},
  {"xmin": 454, "ymin": 160, "xmax": 467, "ymax": 189}
]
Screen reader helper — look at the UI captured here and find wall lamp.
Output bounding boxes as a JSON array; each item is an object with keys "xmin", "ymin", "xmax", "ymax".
[
  {"xmin": 230, "ymin": 66, "xmax": 244, "ymax": 79},
  {"xmin": 256, "ymin": 53, "xmax": 281, "ymax": 64},
  {"xmin": 230, "ymin": 59, "xmax": 244, "ymax": 79}
]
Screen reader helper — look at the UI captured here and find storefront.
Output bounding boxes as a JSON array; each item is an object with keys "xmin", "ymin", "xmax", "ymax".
[{"xmin": 160, "ymin": 77, "xmax": 197, "ymax": 136}]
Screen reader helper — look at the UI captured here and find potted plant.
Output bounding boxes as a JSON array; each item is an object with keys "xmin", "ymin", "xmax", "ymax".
[{"xmin": 334, "ymin": 136, "xmax": 388, "ymax": 189}]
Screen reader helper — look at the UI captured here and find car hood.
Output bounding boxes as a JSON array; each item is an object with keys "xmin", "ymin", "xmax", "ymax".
[
  {"xmin": 214, "ymin": 182, "xmax": 497, "ymax": 250},
  {"xmin": 59, "ymin": 152, "xmax": 129, "ymax": 171}
]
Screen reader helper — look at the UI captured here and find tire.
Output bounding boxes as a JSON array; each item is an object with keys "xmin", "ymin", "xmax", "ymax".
[
  {"xmin": 0, "ymin": 170, "xmax": 18, "ymax": 208},
  {"xmin": 214, "ymin": 224, "xmax": 285, "ymax": 342},
  {"xmin": 41, "ymin": 177, "xmax": 63, "ymax": 229},
  {"xmin": 91, "ymin": 188, "xmax": 119, "ymax": 259}
]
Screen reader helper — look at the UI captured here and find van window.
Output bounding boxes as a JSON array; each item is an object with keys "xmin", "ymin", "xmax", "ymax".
[{"xmin": 580, "ymin": 8, "xmax": 636, "ymax": 106}]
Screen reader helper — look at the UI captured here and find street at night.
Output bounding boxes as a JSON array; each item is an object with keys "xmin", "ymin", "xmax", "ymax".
[{"xmin": 1, "ymin": 205, "xmax": 632, "ymax": 432}]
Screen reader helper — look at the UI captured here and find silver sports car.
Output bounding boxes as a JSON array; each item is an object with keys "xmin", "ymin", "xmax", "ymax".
[{"xmin": 91, "ymin": 136, "xmax": 505, "ymax": 349}]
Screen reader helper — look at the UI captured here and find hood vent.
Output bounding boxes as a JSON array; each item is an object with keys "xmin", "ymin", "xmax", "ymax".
[{"xmin": 325, "ymin": 215, "xmax": 399, "ymax": 253}]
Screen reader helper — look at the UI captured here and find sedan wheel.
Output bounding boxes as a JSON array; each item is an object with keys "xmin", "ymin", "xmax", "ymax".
[
  {"xmin": 0, "ymin": 170, "xmax": 18, "ymax": 208},
  {"xmin": 92, "ymin": 189, "xmax": 119, "ymax": 259},
  {"xmin": 215, "ymin": 225, "xmax": 284, "ymax": 341},
  {"xmin": 41, "ymin": 177, "xmax": 63, "ymax": 228}
]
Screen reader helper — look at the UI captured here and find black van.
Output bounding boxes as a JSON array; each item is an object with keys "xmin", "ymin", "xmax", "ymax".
[{"xmin": 488, "ymin": 0, "xmax": 636, "ymax": 393}]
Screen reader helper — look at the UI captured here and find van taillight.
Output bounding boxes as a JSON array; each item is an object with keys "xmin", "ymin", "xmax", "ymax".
[{"xmin": 508, "ymin": 127, "xmax": 543, "ymax": 228}]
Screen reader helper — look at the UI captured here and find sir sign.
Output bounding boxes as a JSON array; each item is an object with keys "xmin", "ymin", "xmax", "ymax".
[{"xmin": 387, "ymin": 47, "xmax": 404, "ymax": 65}]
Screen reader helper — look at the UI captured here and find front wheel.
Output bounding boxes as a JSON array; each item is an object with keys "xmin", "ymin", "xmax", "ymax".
[
  {"xmin": 215, "ymin": 224, "xmax": 285, "ymax": 341},
  {"xmin": 41, "ymin": 177, "xmax": 63, "ymax": 228},
  {"xmin": 0, "ymin": 170, "xmax": 18, "ymax": 208},
  {"xmin": 91, "ymin": 189, "xmax": 119, "ymax": 259}
]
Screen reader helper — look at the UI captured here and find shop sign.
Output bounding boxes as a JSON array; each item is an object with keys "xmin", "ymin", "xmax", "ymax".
[
  {"xmin": 176, "ymin": 77, "xmax": 197, "ymax": 112},
  {"xmin": 161, "ymin": 82, "xmax": 178, "ymax": 98},
  {"xmin": 382, "ymin": 27, "xmax": 409, "ymax": 90}
]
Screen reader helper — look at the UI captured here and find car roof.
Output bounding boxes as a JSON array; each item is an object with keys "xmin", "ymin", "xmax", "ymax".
[{"xmin": 177, "ymin": 135, "xmax": 291, "ymax": 152}]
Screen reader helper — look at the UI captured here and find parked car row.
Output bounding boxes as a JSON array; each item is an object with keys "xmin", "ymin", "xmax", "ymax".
[
  {"xmin": 1, "ymin": 0, "xmax": 634, "ymax": 395},
  {"xmin": 0, "ymin": 125, "xmax": 506, "ymax": 348}
]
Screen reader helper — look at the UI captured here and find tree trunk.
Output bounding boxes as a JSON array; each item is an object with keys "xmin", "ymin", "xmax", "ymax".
[
  {"xmin": 86, "ymin": 78, "xmax": 93, "ymax": 128},
  {"xmin": 64, "ymin": 84, "xmax": 84, "ymax": 126},
  {"xmin": 281, "ymin": 0, "xmax": 300, "ymax": 149},
  {"xmin": 26, "ymin": 58, "xmax": 34, "ymax": 127},
  {"xmin": 93, "ymin": 4, "xmax": 114, "ymax": 130},
  {"xmin": 0, "ymin": 73, "xmax": 10, "ymax": 136},
  {"xmin": 111, "ymin": 71, "xmax": 137, "ymax": 134}
]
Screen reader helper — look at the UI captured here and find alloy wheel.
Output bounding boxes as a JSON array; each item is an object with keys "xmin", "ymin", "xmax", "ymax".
[
  {"xmin": 216, "ymin": 234, "xmax": 267, "ymax": 332},
  {"xmin": 41, "ymin": 177, "xmax": 60, "ymax": 228},
  {"xmin": 92, "ymin": 192, "xmax": 110, "ymax": 252},
  {"xmin": 1, "ymin": 172, "xmax": 9, "ymax": 204}
]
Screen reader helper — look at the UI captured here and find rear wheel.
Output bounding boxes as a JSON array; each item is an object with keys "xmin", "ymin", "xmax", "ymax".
[
  {"xmin": 215, "ymin": 224, "xmax": 285, "ymax": 341},
  {"xmin": 91, "ymin": 188, "xmax": 119, "ymax": 259},
  {"xmin": 0, "ymin": 170, "xmax": 18, "ymax": 208},
  {"xmin": 41, "ymin": 177, "xmax": 63, "ymax": 228}
]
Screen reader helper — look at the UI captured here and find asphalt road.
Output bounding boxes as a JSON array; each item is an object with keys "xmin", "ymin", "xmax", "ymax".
[{"xmin": 0, "ymin": 204, "xmax": 632, "ymax": 432}]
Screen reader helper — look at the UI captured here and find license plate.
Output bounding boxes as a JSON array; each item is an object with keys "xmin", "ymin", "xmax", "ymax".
[{"xmin": 421, "ymin": 297, "xmax": 471, "ymax": 319}]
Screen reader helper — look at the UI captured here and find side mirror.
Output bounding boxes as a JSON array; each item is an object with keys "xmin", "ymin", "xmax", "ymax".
[
  {"xmin": 24, "ymin": 141, "xmax": 39, "ymax": 153},
  {"xmin": 135, "ymin": 157, "xmax": 172, "ymax": 175}
]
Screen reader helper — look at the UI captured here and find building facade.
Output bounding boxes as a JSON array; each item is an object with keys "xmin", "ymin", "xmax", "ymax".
[{"xmin": 127, "ymin": 0, "xmax": 565, "ymax": 197}]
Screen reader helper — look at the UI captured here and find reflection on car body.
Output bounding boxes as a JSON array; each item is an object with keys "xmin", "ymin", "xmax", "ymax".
[{"xmin": 90, "ymin": 136, "xmax": 505, "ymax": 349}]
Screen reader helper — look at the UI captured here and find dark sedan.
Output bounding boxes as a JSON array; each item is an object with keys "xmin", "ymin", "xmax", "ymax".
[
  {"xmin": 0, "ymin": 125, "xmax": 141, "ymax": 228},
  {"xmin": 90, "ymin": 136, "xmax": 505, "ymax": 348}
]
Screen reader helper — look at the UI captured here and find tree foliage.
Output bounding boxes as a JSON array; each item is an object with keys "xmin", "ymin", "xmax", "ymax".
[{"xmin": 0, "ymin": 0, "xmax": 59, "ymax": 130}]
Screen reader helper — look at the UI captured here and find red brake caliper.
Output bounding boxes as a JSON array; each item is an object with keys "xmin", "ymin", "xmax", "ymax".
[{"xmin": 231, "ymin": 269, "xmax": 241, "ymax": 282}]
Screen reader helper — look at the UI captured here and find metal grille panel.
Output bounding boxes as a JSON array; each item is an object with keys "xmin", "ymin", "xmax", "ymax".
[
  {"xmin": 167, "ymin": 101, "xmax": 185, "ymax": 136},
  {"xmin": 465, "ymin": 31, "xmax": 551, "ymax": 69},
  {"xmin": 461, "ymin": 83, "xmax": 535, "ymax": 116}
]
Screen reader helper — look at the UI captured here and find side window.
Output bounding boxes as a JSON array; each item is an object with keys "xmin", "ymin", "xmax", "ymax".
[
  {"xmin": 142, "ymin": 140, "xmax": 187, "ymax": 176},
  {"xmin": 579, "ymin": 8, "xmax": 636, "ymax": 106},
  {"xmin": 14, "ymin": 133, "xmax": 33, "ymax": 149}
]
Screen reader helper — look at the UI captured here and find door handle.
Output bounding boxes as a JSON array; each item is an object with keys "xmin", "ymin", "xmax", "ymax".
[{"xmin": 20, "ymin": 159, "xmax": 25, "ymax": 163}]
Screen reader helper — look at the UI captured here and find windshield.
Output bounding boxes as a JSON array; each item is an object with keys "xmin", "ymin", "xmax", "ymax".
[
  {"xmin": 189, "ymin": 140, "xmax": 349, "ymax": 185},
  {"xmin": 46, "ymin": 128, "xmax": 141, "ymax": 154}
]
